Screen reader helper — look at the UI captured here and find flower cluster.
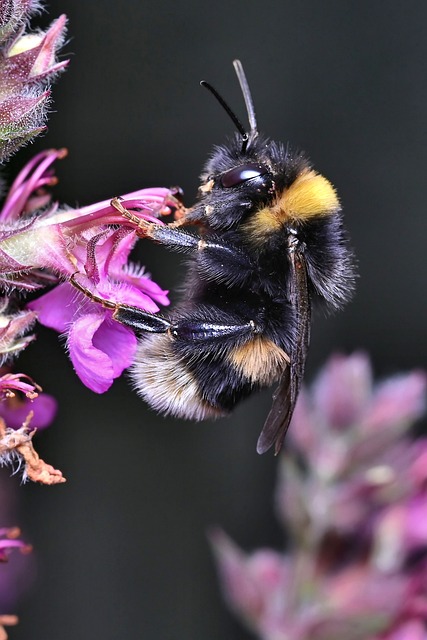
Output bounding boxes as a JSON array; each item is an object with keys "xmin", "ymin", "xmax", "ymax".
[
  {"xmin": 0, "ymin": 153, "xmax": 177, "ymax": 475},
  {"xmin": 1, "ymin": 147, "xmax": 173, "ymax": 393},
  {"xmin": 212, "ymin": 353, "xmax": 427, "ymax": 640}
]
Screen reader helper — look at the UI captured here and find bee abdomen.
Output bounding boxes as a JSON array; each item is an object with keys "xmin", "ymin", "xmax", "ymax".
[{"xmin": 130, "ymin": 334, "xmax": 227, "ymax": 421}]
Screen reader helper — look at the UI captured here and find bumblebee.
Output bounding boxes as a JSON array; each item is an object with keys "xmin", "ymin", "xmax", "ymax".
[{"xmin": 80, "ymin": 61, "xmax": 355, "ymax": 454}]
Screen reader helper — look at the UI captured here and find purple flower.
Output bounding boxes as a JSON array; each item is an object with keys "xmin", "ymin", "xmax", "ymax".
[
  {"xmin": 212, "ymin": 529, "xmax": 408, "ymax": 640},
  {"xmin": 0, "ymin": 147, "xmax": 175, "ymax": 391},
  {"xmin": 25, "ymin": 195, "xmax": 171, "ymax": 392},
  {"xmin": 212, "ymin": 354, "xmax": 427, "ymax": 640},
  {"xmin": 0, "ymin": 148, "xmax": 176, "ymax": 283}
]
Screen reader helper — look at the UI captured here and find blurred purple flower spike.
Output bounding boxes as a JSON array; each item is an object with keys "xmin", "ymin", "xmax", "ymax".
[{"xmin": 212, "ymin": 354, "xmax": 427, "ymax": 640}]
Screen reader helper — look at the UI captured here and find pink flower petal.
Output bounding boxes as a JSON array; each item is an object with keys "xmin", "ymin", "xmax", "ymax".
[
  {"xmin": 92, "ymin": 316, "xmax": 137, "ymax": 378},
  {"xmin": 405, "ymin": 495, "xmax": 427, "ymax": 548},
  {"xmin": 312, "ymin": 352, "xmax": 372, "ymax": 429},
  {"xmin": 118, "ymin": 262, "xmax": 170, "ymax": 307},
  {"xmin": 96, "ymin": 280, "xmax": 161, "ymax": 313},
  {"xmin": 362, "ymin": 372, "xmax": 427, "ymax": 435},
  {"xmin": 134, "ymin": 277, "xmax": 170, "ymax": 307},
  {"xmin": 116, "ymin": 285, "xmax": 161, "ymax": 313},
  {"xmin": 209, "ymin": 529, "xmax": 265, "ymax": 622},
  {"xmin": 28, "ymin": 282, "xmax": 78, "ymax": 331},
  {"xmin": 68, "ymin": 312, "xmax": 136, "ymax": 393}
]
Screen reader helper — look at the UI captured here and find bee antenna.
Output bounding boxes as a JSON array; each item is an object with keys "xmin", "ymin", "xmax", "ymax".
[
  {"xmin": 232, "ymin": 59, "xmax": 258, "ymax": 137},
  {"xmin": 200, "ymin": 80, "xmax": 250, "ymax": 151}
]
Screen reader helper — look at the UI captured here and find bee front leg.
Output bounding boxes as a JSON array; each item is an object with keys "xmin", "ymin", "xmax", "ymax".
[{"xmin": 111, "ymin": 199, "xmax": 256, "ymax": 286}]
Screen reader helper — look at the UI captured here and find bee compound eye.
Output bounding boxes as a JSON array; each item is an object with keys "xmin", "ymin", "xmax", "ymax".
[{"xmin": 220, "ymin": 163, "xmax": 269, "ymax": 188}]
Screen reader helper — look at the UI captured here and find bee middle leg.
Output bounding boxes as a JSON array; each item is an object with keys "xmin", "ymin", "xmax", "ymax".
[
  {"xmin": 69, "ymin": 273, "xmax": 172, "ymax": 333},
  {"xmin": 115, "ymin": 305, "xmax": 260, "ymax": 342},
  {"xmin": 70, "ymin": 274, "xmax": 260, "ymax": 337}
]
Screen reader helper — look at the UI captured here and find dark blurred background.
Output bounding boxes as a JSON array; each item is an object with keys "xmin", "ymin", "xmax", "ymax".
[{"xmin": 5, "ymin": 1, "xmax": 427, "ymax": 638}]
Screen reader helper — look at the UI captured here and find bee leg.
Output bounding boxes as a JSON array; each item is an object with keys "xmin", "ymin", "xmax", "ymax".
[
  {"xmin": 113, "ymin": 305, "xmax": 171, "ymax": 333},
  {"xmin": 70, "ymin": 273, "xmax": 117, "ymax": 311},
  {"xmin": 111, "ymin": 200, "xmax": 255, "ymax": 284},
  {"xmin": 143, "ymin": 227, "xmax": 255, "ymax": 283},
  {"xmin": 115, "ymin": 308, "xmax": 260, "ymax": 341},
  {"xmin": 112, "ymin": 197, "xmax": 202, "ymax": 246},
  {"xmin": 112, "ymin": 198, "xmax": 250, "ymax": 251},
  {"xmin": 169, "ymin": 318, "xmax": 259, "ymax": 342},
  {"xmin": 69, "ymin": 273, "xmax": 172, "ymax": 333},
  {"xmin": 70, "ymin": 273, "xmax": 257, "ymax": 337}
]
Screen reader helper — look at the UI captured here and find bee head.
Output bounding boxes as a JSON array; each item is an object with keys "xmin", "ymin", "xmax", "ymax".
[
  {"xmin": 185, "ymin": 61, "xmax": 276, "ymax": 229},
  {"xmin": 190, "ymin": 133, "xmax": 275, "ymax": 229}
]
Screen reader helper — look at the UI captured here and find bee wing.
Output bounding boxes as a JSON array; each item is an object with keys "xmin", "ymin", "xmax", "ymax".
[
  {"xmin": 256, "ymin": 367, "xmax": 293, "ymax": 455},
  {"xmin": 256, "ymin": 246, "xmax": 311, "ymax": 455}
]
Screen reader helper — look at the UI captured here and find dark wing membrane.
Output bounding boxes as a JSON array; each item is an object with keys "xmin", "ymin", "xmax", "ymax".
[
  {"xmin": 256, "ymin": 246, "xmax": 311, "ymax": 455},
  {"xmin": 256, "ymin": 367, "xmax": 292, "ymax": 454}
]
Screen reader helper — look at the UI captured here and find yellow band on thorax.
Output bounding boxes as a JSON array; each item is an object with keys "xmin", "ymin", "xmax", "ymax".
[{"xmin": 242, "ymin": 169, "xmax": 340, "ymax": 245}]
